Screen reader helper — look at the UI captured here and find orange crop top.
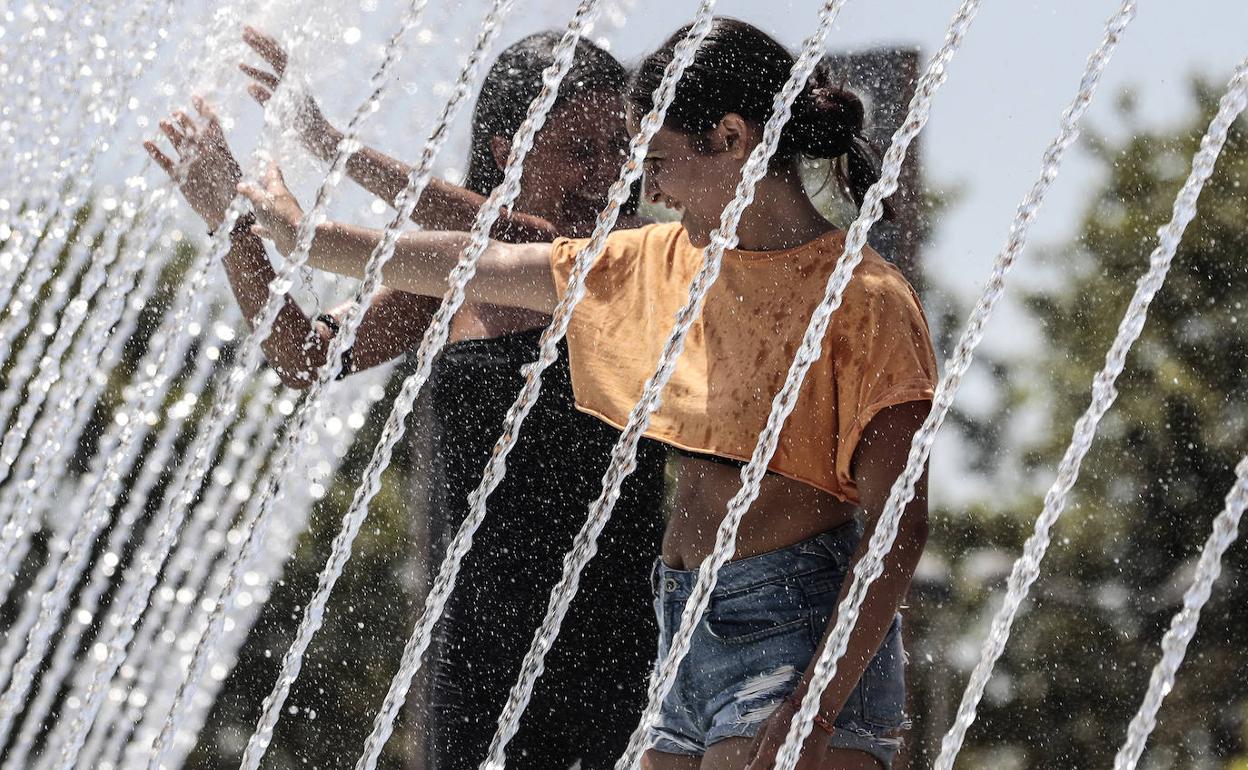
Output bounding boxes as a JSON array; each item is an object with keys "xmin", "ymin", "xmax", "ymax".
[{"xmin": 549, "ymin": 222, "xmax": 937, "ymax": 504}]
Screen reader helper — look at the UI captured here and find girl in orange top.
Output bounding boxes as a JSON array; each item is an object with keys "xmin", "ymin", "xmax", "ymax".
[{"xmin": 241, "ymin": 18, "xmax": 936, "ymax": 770}]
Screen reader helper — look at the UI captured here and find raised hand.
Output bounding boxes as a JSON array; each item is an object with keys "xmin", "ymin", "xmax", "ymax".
[
  {"xmin": 237, "ymin": 162, "xmax": 304, "ymax": 257},
  {"xmin": 240, "ymin": 25, "xmax": 342, "ymax": 162},
  {"xmin": 144, "ymin": 97, "xmax": 244, "ymax": 231}
]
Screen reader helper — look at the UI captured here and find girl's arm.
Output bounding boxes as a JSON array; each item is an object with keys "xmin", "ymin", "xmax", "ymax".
[
  {"xmin": 241, "ymin": 163, "xmax": 559, "ymax": 314},
  {"xmin": 745, "ymin": 400, "xmax": 929, "ymax": 768},
  {"xmin": 802, "ymin": 400, "xmax": 930, "ymax": 715},
  {"xmin": 145, "ymin": 100, "xmax": 436, "ymax": 388},
  {"xmin": 220, "ymin": 222, "xmax": 436, "ymax": 387},
  {"xmin": 239, "ymin": 26, "xmax": 560, "ymax": 242}
]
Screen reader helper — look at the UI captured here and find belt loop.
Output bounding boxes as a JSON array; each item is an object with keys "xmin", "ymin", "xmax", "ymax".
[
  {"xmin": 650, "ymin": 558, "xmax": 661, "ymax": 597},
  {"xmin": 816, "ymin": 523, "xmax": 856, "ymax": 570}
]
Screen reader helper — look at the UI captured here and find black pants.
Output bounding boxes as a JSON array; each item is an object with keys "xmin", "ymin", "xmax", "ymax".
[{"xmin": 425, "ymin": 329, "xmax": 666, "ymax": 769}]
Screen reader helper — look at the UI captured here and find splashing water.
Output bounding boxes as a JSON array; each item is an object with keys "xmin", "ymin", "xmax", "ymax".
[
  {"xmin": 1111, "ymin": 454, "xmax": 1248, "ymax": 770},
  {"xmin": 163, "ymin": 387, "xmax": 360, "ymax": 769},
  {"xmin": 237, "ymin": 3, "xmax": 610, "ymax": 766},
  {"xmin": 0, "ymin": 196, "xmax": 186, "ymax": 749},
  {"xmin": 143, "ymin": 2, "xmax": 438, "ymax": 764},
  {"xmin": 0, "ymin": 218, "xmax": 174, "ymax": 723},
  {"xmin": 149, "ymin": 1, "xmax": 520, "ymax": 766},
  {"xmin": 0, "ymin": 186, "xmax": 173, "ymax": 595},
  {"xmin": 45, "ymin": 9, "xmax": 347, "ymax": 762},
  {"xmin": 0, "ymin": 2, "xmax": 268, "ymax": 752},
  {"xmin": 69, "ymin": 378, "xmax": 280, "ymax": 762},
  {"xmin": 0, "ymin": 0, "xmax": 176, "ymax": 356},
  {"xmin": 1, "ymin": 322, "xmax": 222, "ymax": 770},
  {"xmin": 933, "ymin": 58, "xmax": 1248, "ymax": 770},
  {"xmin": 348, "ymin": 2, "xmax": 722, "ymax": 767},
  {"xmin": 102, "ymin": 391, "xmax": 286, "ymax": 768},
  {"xmin": 0, "ymin": 2, "xmax": 143, "ymax": 293}
]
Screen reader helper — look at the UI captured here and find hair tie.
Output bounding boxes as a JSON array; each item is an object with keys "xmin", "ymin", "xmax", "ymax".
[{"xmin": 808, "ymin": 85, "xmax": 836, "ymax": 112}]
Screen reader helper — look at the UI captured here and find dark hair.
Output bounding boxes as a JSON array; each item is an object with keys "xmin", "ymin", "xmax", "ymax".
[
  {"xmin": 464, "ymin": 32, "xmax": 631, "ymax": 201},
  {"xmin": 629, "ymin": 18, "xmax": 887, "ymax": 216}
]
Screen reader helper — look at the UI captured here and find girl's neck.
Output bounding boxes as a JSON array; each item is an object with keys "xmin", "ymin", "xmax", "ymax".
[{"xmin": 730, "ymin": 166, "xmax": 833, "ymax": 252}]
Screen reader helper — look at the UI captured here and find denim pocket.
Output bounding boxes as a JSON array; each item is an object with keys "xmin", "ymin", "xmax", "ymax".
[{"xmin": 703, "ymin": 579, "xmax": 810, "ymax": 645}]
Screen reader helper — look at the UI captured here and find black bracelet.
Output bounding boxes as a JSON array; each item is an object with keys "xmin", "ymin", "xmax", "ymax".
[
  {"xmin": 208, "ymin": 212, "xmax": 257, "ymax": 239},
  {"xmin": 315, "ymin": 314, "xmax": 355, "ymax": 380}
]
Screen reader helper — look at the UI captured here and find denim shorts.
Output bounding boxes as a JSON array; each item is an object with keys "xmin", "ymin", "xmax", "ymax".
[{"xmin": 648, "ymin": 523, "xmax": 909, "ymax": 768}]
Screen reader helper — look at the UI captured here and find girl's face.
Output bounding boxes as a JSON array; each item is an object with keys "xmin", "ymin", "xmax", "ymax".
[
  {"xmin": 633, "ymin": 110, "xmax": 752, "ymax": 247},
  {"xmin": 505, "ymin": 90, "xmax": 630, "ymax": 230}
]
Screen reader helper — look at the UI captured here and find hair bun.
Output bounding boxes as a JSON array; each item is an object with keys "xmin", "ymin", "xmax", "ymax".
[
  {"xmin": 782, "ymin": 71, "xmax": 864, "ymax": 160},
  {"xmin": 807, "ymin": 85, "xmax": 865, "ymax": 132}
]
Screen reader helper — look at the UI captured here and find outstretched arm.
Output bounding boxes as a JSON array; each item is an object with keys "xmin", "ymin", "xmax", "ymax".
[
  {"xmin": 144, "ymin": 98, "xmax": 436, "ymax": 388},
  {"xmin": 240, "ymin": 25, "xmax": 560, "ymax": 242},
  {"xmin": 240, "ymin": 162, "xmax": 559, "ymax": 315}
]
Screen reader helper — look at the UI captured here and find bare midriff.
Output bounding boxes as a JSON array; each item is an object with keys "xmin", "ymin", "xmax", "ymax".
[{"xmin": 662, "ymin": 454, "xmax": 858, "ymax": 570}]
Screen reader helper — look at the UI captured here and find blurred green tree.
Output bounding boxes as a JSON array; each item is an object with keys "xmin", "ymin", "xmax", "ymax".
[{"xmin": 914, "ymin": 79, "xmax": 1247, "ymax": 770}]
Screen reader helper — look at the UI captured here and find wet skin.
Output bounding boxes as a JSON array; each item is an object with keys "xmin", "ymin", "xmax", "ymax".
[
  {"xmin": 635, "ymin": 115, "xmax": 920, "ymax": 770},
  {"xmin": 237, "ymin": 108, "xmax": 929, "ymax": 770},
  {"xmin": 454, "ymin": 89, "xmax": 634, "ymax": 341},
  {"xmin": 635, "ymin": 114, "xmax": 861, "ymax": 570}
]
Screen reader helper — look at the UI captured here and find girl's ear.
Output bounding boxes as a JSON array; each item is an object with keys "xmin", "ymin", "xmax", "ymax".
[
  {"xmin": 708, "ymin": 113, "xmax": 751, "ymax": 160},
  {"xmin": 490, "ymin": 135, "xmax": 512, "ymax": 172}
]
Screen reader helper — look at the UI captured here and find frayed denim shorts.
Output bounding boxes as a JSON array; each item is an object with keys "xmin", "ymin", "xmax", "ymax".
[{"xmin": 648, "ymin": 523, "xmax": 909, "ymax": 768}]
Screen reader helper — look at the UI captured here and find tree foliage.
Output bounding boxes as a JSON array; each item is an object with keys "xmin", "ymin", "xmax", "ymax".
[{"xmin": 914, "ymin": 80, "xmax": 1248, "ymax": 769}]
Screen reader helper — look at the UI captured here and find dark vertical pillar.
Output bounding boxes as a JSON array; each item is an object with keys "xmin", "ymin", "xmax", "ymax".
[{"xmin": 826, "ymin": 48, "xmax": 925, "ymax": 286}]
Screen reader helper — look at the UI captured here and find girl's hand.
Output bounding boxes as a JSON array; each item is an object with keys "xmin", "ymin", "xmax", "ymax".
[
  {"xmin": 240, "ymin": 25, "xmax": 342, "ymax": 162},
  {"xmin": 743, "ymin": 699, "xmax": 832, "ymax": 770},
  {"xmin": 237, "ymin": 163, "xmax": 303, "ymax": 256},
  {"xmin": 144, "ymin": 97, "xmax": 243, "ymax": 230}
]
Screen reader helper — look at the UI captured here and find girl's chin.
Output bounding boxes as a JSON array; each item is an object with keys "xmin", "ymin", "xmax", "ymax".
[{"xmin": 680, "ymin": 214, "xmax": 711, "ymax": 248}]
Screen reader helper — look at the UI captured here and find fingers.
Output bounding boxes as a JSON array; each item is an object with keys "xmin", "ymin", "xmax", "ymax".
[
  {"xmin": 242, "ymin": 25, "xmax": 287, "ymax": 73},
  {"xmin": 159, "ymin": 118, "xmax": 187, "ymax": 149},
  {"xmin": 237, "ymin": 180, "xmax": 267, "ymax": 212},
  {"xmin": 143, "ymin": 141, "xmax": 176, "ymax": 176},
  {"xmin": 174, "ymin": 109, "xmax": 195, "ymax": 134},
  {"xmin": 237, "ymin": 163, "xmax": 287, "ymax": 206},
  {"xmin": 192, "ymin": 95, "xmax": 218, "ymax": 123},
  {"xmin": 238, "ymin": 62, "xmax": 280, "ymax": 90},
  {"xmin": 246, "ymin": 82, "xmax": 273, "ymax": 105},
  {"xmin": 262, "ymin": 161, "xmax": 287, "ymax": 190}
]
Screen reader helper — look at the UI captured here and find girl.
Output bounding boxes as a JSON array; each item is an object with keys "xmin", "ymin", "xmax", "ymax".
[
  {"xmin": 238, "ymin": 18, "xmax": 935, "ymax": 770},
  {"xmin": 147, "ymin": 30, "xmax": 666, "ymax": 769}
]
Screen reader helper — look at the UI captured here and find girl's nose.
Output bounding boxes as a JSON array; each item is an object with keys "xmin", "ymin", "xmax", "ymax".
[{"xmin": 644, "ymin": 177, "xmax": 663, "ymax": 204}]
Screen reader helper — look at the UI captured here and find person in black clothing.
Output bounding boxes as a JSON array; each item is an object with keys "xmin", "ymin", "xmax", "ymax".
[
  {"xmin": 421, "ymin": 36, "xmax": 667, "ymax": 770},
  {"xmin": 147, "ymin": 28, "xmax": 665, "ymax": 769}
]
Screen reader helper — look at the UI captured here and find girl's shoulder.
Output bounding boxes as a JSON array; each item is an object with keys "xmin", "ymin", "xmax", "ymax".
[
  {"xmin": 841, "ymin": 247, "xmax": 925, "ymax": 315},
  {"xmin": 603, "ymin": 219, "xmax": 688, "ymax": 255}
]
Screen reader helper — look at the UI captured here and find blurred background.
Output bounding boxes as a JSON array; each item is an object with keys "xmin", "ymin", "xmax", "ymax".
[{"xmin": 2, "ymin": 0, "xmax": 1246, "ymax": 768}]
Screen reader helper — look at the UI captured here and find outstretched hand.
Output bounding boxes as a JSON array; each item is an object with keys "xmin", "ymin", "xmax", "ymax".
[
  {"xmin": 240, "ymin": 25, "xmax": 341, "ymax": 161},
  {"xmin": 144, "ymin": 97, "xmax": 243, "ymax": 231},
  {"xmin": 237, "ymin": 162, "xmax": 304, "ymax": 256}
]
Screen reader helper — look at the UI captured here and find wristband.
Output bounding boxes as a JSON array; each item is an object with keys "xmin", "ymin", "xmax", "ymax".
[
  {"xmin": 208, "ymin": 212, "xmax": 257, "ymax": 239},
  {"xmin": 784, "ymin": 696, "xmax": 836, "ymax": 736},
  {"xmin": 315, "ymin": 314, "xmax": 355, "ymax": 380}
]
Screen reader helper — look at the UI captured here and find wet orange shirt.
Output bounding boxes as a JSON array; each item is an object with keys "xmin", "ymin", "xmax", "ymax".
[{"xmin": 549, "ymin": 222, "xmax": 937, "ymax": 503}]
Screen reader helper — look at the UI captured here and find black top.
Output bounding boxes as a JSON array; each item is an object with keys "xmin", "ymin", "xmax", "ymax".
[{"xmin": 423, "ymin": 327, "xmax": 666, "ymax": 770}]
